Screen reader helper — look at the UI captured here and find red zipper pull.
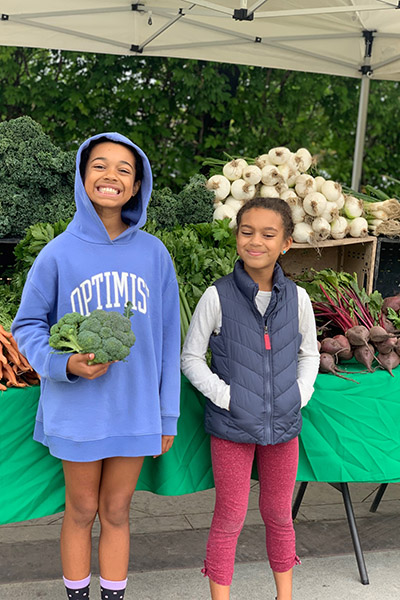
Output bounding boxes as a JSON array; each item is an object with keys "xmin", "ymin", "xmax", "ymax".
[{"xmin": 264, "ymin": 326, "xmax": 271, "ymax": 350}]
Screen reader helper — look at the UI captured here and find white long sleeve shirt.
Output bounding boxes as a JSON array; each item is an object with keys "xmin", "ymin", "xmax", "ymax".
[{"xmin": 181, "ymin": 285, "xmax": 320, "ymax": 411}]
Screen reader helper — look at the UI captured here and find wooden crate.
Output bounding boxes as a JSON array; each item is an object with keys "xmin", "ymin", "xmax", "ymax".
[{"xmin": 280, "ymin": 236, "xmax": 377, "ymax": 294}]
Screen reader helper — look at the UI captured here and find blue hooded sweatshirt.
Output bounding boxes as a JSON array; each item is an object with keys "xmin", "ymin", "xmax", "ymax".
[{"xmin": 11, "ymin": 132, "xmax": 181, "ymax": 462}]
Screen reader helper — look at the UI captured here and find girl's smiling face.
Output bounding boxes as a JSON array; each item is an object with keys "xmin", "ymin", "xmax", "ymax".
[
  {"xmin": 236, "ymin": 207, "xmax": 292, "ymax": 285},
  {"xmin": 84, "ymin": 141, "xmax": 141, "ymax": 213}
]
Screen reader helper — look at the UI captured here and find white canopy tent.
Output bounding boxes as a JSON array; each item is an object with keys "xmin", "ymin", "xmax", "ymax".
[{"xmin": 1, "ymin": 1, "xmax": 400, "ymax": 189}]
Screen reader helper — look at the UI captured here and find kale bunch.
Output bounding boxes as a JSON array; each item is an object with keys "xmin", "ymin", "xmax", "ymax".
[
  {"xmin": 175, "ymin": 174, "xmax": 214, "ymax": 225},
  {"xmin": 0, "ymin": 116, "xmax": 76, "ymax": 238},
  {"xmin": 146, "ymin": 175, "xmax": 214, "ymax": 230},
  {"xmin": 49, "ymin": 304, "xmax": 136, "ymax": 364}
]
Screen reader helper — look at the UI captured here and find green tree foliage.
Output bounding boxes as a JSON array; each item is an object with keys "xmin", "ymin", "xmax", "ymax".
[{"xmin": 0, "ymin": 47, "xmax": 398, "ymax": 193}]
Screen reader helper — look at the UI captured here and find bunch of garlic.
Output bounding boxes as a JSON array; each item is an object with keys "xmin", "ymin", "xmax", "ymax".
[{"xmin": 206, "ymin": 146, "xmax": 368, "ymax": 242}]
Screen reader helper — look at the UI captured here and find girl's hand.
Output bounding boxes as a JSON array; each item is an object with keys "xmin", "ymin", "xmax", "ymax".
[
  {"xmin": 153, "ymin": 435, "xmax": 175, "ymax": 458},
  {"xmin": 67, "ymin": 353, "xmax": 112, "ymax": 380}
]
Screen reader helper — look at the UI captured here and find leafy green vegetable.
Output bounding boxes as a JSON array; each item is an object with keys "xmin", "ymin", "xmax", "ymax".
[
  {"xmin": 296, "ymin": 268, "xmax": 384, "ymax": 334},
  {"xmin": 0, "ymin": 116, "xmax": 76, "ymax": 238},
  {"xmin": 145, "ymin": 218, "xmax": 237, "ymax": 313},
  {"xmin": 147, "ymin": 175, "xmax": 214, "ymax": 230},
  {"xmin": 49, "ymin": 306, "xmax": 136, "ymax": 364},
  {"xmin": 386, "ymin": 307, "xmax": 400, "ymax": 330}
]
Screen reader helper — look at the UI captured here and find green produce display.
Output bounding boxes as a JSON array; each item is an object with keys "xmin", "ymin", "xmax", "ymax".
[
  {"xmin": 0, "ymin": 117, "xmax": 76, "ymax": 238},
  {"xmin": 147, "ymin": 174, "xmax": 214, "ymax": 230},
  {"xmin": 49, "ymin": 305, "xmax": 136, "ymax": 364}
]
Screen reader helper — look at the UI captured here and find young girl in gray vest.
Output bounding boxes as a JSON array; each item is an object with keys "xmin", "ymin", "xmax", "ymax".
[{"xmin": 181, "ymin": 197, "xmax": 320, "ymax": 600}]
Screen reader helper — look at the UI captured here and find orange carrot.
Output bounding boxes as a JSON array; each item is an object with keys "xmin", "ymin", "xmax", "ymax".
[{"xmin": 0, "ymin": 324, "xmax": 12, "ymax": 338}]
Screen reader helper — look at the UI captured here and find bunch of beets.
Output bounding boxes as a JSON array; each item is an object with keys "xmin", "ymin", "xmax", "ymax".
[{"xmin": 318, "ymin": 295, "xmax": 400, "ymax": 381}]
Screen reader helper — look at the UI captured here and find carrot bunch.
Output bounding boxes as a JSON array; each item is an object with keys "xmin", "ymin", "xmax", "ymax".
[{"xmin": 0, "ymin": 324, "xmax": 40, "ymax": 390}]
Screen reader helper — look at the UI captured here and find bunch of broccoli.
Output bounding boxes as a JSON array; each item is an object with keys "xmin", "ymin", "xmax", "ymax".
[
  {"xmin": 0, "ymin": 116, "xmax": 76, "ymax": 238},
  {"xmin": 49, "ymin": 305, "xmax": 136, "ymax": 364}
]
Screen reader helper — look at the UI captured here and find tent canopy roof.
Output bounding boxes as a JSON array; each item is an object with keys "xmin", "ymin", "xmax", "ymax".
[{"xmin": 1, "ymin": 1, "xmax": 400, "ymax": 80}]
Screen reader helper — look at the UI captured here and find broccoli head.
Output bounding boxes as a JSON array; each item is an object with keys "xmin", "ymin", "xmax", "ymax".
[{"xmin": 48, "ymin": 306, "xmax": 136, "ymax": 365}]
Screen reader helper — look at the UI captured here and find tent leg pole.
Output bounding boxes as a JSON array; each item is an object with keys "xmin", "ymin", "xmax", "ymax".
[{"xmin": 351, "ymin": 75, "xmax": 370, "ymax": 192}]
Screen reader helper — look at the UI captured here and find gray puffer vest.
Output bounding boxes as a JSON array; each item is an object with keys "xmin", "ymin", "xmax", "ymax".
[{"xmin": 205, "ymin": 260, "xmax": 302, "ymax": 445}]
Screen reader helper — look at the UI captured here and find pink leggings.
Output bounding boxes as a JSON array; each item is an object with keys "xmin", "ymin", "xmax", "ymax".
[{"xmin": 203, "ymin": 435, "xmax": 299, "ymax": 586}]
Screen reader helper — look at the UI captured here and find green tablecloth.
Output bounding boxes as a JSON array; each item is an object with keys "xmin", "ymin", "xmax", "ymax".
[{"xmin": 1, "ymin": 369, "xmax": 400, "ymax": 524}]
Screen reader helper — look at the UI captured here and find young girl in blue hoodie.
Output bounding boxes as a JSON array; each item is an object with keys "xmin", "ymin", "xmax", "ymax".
[
  {"xmin": 12, "ymin": 133, "xmax": 181, "ymax": 600},
  {"xmin": 181, "ymin": 197, "xmax": 320, "ymax": 600}
]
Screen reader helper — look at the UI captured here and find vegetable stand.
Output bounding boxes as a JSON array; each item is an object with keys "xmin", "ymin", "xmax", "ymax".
[{"xmin": 2, "ymin": 370, "xmax": 400, "ymax": 524}]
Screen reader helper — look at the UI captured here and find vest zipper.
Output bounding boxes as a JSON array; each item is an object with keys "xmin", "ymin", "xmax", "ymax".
[
  {"xmin": 263, "ymin": 318, "xmax": 273, "ymax": 445},
  {"xmin": 264, "ymin": 325, "xmax": 271, "ymax": 350}
]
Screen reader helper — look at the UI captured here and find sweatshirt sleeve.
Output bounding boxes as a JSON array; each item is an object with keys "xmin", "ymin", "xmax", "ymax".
[
  {"xmin": 296, "ymin": 286, "xmax": 320, "ymax": 408},
  {"xmin": 181, "ymin": 286, "xmax": 230, "ymax": 410},
  {"xmin": 159, "ymin": 274, "xmax": 181, "ymax": 436},
  {"xmin": 11, "ymin": 258, "xmax": 76, "ymax": 383}
]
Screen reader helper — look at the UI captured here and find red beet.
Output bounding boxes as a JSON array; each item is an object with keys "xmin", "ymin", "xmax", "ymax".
[
  {"xmin": 382, "ymin": 314, "xmax": 398, "ymax": 334},
  {"xmin": 320, "ymin": 337, "xmax": 344, "ymax": 355},
  {"xmin": 319, "ymin": 352, "xmax": 359, "ymax": 383},
  {"xmin": 333, "ymin": 334, "xmax": 353, "ymax": 360},
  {"xmin": 376, "ymin": 350, "xmax": 400, "ymax": 377},
  {"xmin": 353, "ymin": 344, "xmax": 376, "ymax": 372},
  {"xmin": 369, "ymin": 325, "xmax": 392, "ymax": 344},
  {"xmin": 395, "ymin": 338, "xmax": 400, "ymax": 357},
  {"xmin": 383, "ymin": 295, "xmax": 400, "ymax": 314},
  {"xmin": 345, "ymin": 325, "xmax": 370, "ymax": 347},
  {"xmin": 373, "ymin": 337, "xmax": 397, "ymax": 355}
]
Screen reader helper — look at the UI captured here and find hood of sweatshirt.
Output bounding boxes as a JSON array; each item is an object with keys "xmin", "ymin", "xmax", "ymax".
[{"xmin": 67, "ymin": 132, "xmax": 153, "ymax": 245}]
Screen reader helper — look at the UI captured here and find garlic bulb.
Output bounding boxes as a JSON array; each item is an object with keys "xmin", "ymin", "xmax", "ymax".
[
  {"xmin": 287, "ymin": 168, "xmax": 300, "ymax": 188},
  {"xmin": 321, "ymin": 180, "xmax": 342, "ymax": 203},
  {"xmin": 343, "ymin": 195, "xmax": 364, "ymax": 219},
  {"xmin": 281, "ymin": 189, "xmax": 298, "ymax": 202},
  {"xmin": 259, "ymin": 185, "xmax": 280, "ymax": 198},
  {"xmin": 311, "ymin": 217, "xmax": 331, "ymax": 241},
  {"xmin": 291, "ymin": 204, "xmax": 306, "ymax": 224},
  {"xmin": 255, "ymin": 154, "xmax": 272, "ymax": 169},
  {"xmin": 295, "ymin": 174, "xmax": 317, "ymax": 198},
  {"xmin": 206, "ymin": 175, "xmax": 231, "ymax": 201},
  {"xmin": 261, "ymin": 165, "xmax": 283, "ymax": 186},
  {"xmin": 213, "ymin": 203, "xmax": 237, "ymax": 224},
  {"xmin": 292, "ymin": 222, "xmax": 313, "ymax": 244},
  {"xmin": 225, "ymin": 197, "xmax": 244, "ymax": 212},
  {"xmin": 268, "ymin": 146, "xmax": 291, "ymax": 165},
  {"xmin": 303, "ymin": 192, "xmax": 327, "ymax": 217},
  {"xmin": 320, "ymin": 201, "xmax": 339, "ymax": 223},
  {"xmin": 330, "ymin": 216, "xmax": 348, "ymax": 239},
  {"xmin": 348, "ymin": 216, "xmax": 369, "ymax": 238},
  {"xmin": 334, "ymin": 193, "xmax": 345, "ymax": 210},
  {"xmin": 230, "ymin": 179, "xmax": 256, "ymax": 202},
  {"xmin": 314, "ymin": 176, "xmax": 326, "ymax": 192},
  {"xmin": 222, "ymin": 158, "xmax": 248, "ymax": 181},
  {"xmin": 275, "ymin": 182, "xmax": 289, "ymax": 195},
  {"xmin": 293, "ymin": 148, "xmax": 313, "ymax": 173},
  {"xmin": 242, "ymin": 165, "xmax": 262, "ymax": 185}
]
